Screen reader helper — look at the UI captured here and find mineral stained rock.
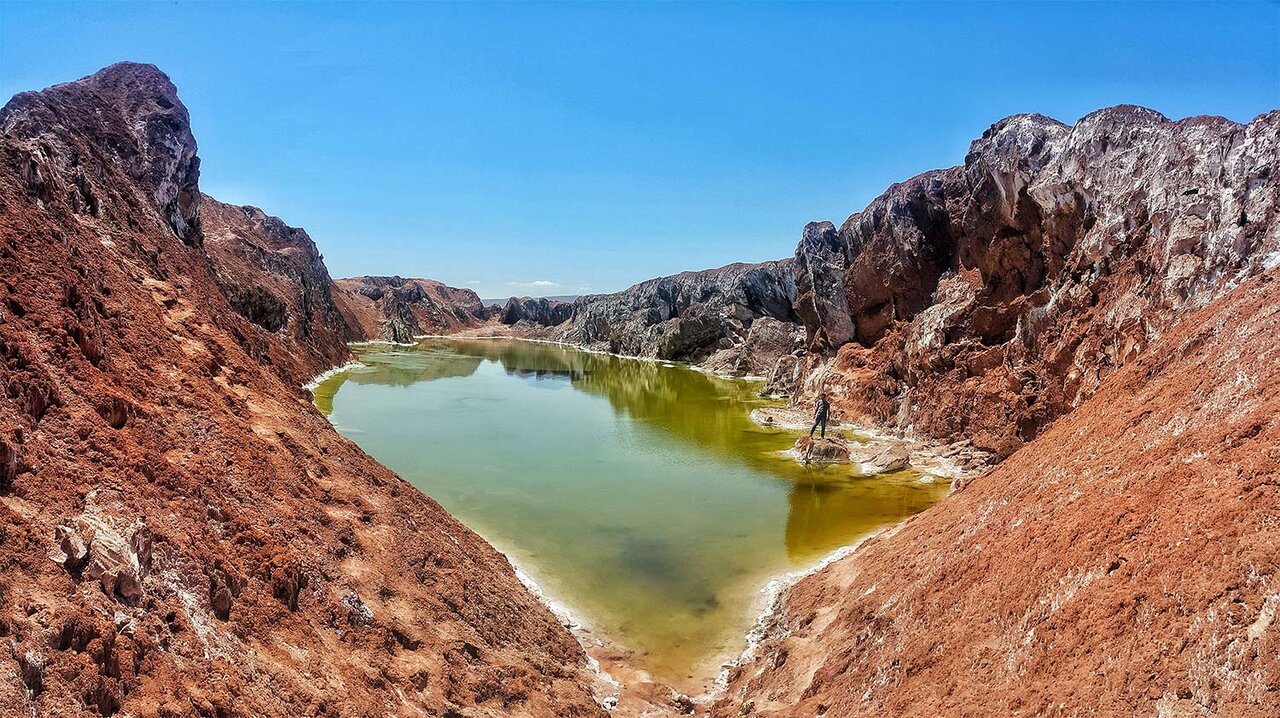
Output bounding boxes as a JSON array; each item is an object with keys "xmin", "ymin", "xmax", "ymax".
[
  {"xmin": 201, "ymin": 195, "xmax": 356, "ymax": 383},
  {"xmin": 334, "ymin": 275, "xmax": 494, "ymax": 343},
  {"xmin": 0, "ymin": 62, "xmax": 604, "ymax": 718},
  {"xmin": 714, "ymin": 268, "xmax": 1280, "ymax": 718},
  {"xmin": 793, "ymin": 107, "xmax": 1280, "ymax": 458}
]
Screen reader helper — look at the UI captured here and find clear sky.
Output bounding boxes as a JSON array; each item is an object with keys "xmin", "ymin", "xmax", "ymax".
[{"xmin": 3, "ymin": 2, "xmax": 1278, "ymax": 297}]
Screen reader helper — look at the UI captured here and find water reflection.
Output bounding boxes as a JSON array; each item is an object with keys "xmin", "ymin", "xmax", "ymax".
[{"xmin": 441, "ymin": 339, "xmax": 817, "ymax": 472}]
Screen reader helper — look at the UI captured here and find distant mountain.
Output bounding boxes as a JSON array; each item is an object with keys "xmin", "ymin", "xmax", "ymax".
[{"xmin": 481, "ymin": 293, "xmax": 579, "ymax": 307}]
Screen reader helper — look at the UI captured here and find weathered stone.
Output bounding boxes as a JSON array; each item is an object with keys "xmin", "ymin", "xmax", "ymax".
[
  {"xmin": 0, "ymin": 62, "xmax": 201, "ymax": 244},
  {"xmin": 76, "ymin": 517, "xmax": 144, "ymax": 604},
  {"xmin": 201, "ymin": 197, "xmax": 359, "ymax": 382},
  {"xmin": 342, "ymin": 592, "xmax": 373, "ymax": 627},
  {"xmin": 547, "ymin": 260, "xmax": 804, "ymax": 385},
  {"xmin": 499, "ymin": 296, "xmax": 573, "ymax": 327},
  {"xmin": 853, "ymin": 446, "xmax": 911, "ymax": 474},
  {"xmin": 0, "ymin": 437, "xmax": 16, "ymax": 490},
  {"xmin": 794, "ymin": 220, "xmax": 856, "ymax": 351},
  {"xmin": 333, "ymin": 275, "xmax": 492, "ymax": 343},
  {"xmin": 792, "ymin": 436, "xmax": 850, "ymax": 464},
  {"xmin": 794, "ymin": 107, "xmax": 1280, "ymax": 458},
  {"xmin": 50, "ymin": 524, "xmax": 88, "ymax": 573}
]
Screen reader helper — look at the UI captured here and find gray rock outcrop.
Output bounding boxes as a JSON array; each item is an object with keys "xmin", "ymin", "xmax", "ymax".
[
  {"xmin": 551, "ymin": 260, "xmax": 805, "ymax": 383},
  {"xmin": 794, "ymin": 106, "xmax": 1280, "ymax": 457}
]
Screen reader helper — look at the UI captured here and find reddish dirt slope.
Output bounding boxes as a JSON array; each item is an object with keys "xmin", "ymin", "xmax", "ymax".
[
  {"xmin": 713, "ymin": 270, "xmax": 1280, "ymax": 717},
  {"xmin": 0, "ymin": 63, "xmax": 603, "ymax": 717}
]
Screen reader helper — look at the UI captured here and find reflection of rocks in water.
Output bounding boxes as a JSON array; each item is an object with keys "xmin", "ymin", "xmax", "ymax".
[
  {"xmin": 348, "ymin": 346, "xmax": 483, "ymax": 387},
  {"xmin": 504, "ymin": 368, "xmax": 592, "ymax": 382},
  {"xmin": 784, "ymin": 480, "xmax": 941, "ymax": 562},
  {"xmin": 369, "ymin": 339, "xmax": 768, "ymax": 463},
  {"xmin": 573, "ymin": 357, "xmax": 767, "ymax": 457},
  {"xmin": 445, "ymin": 339, "xmax": 599, "ymax": 377},
  {"xmin": 352, "ymin": 338, "xmax": 791, "ymax": 478}
]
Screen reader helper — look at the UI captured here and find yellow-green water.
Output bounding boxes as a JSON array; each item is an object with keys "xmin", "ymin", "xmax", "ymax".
[{"xmin": 313, "ymin": 338, "xmax": 947, "ymax": 687}]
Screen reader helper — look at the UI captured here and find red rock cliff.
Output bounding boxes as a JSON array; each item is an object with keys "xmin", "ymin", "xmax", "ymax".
[
  {"xmin": 0, "ymin": 63, "xmax": 604, "ymax": 717},
  {"xmin": 201, "ymin": 195, "xmax": 358, "ymax": 383}
]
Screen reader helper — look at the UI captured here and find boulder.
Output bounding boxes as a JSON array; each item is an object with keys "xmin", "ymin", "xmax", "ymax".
[
  {"xmin": 51, "ymin": 516, "xmax": 148, "ymax": 604},
  {"xmin": 79, "ymin": 518, "xmax": 144, "ymax": 604},
  {"xmin": 850, "ymin": 445, "xmax": 912, "ymax": 475},
  {"xmin": 792, "ymin": 436, "xmax": 851, "ymax": 464},
  {"xmin": 49, "ymin": 525, "xmax": 88, "ymax": 573}
]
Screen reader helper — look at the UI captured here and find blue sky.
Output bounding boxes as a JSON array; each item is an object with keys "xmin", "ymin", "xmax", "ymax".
[{"xmin": 3, "ymin": 1, "xmax": 1278, "ymax": 297}]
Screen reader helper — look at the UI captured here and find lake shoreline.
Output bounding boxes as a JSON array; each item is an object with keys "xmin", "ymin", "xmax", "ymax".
[{"xmin": 301, "ymin": 337, "xmax": 971, "ymax": 715}]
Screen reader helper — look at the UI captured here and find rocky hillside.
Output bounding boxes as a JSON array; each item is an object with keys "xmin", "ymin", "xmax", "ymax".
[
  {"xmin": 201, "ymin": 195, "xmax": 356, "ymax": 383},
  {"xmin": 499, "ymin": 296, "xmax": 573, "ymax": 328},
  {"xmin": 713, "ymin": 267, "xmax": 1280, "ymax": 718},
  {"xmin": 500, "ymin": 260, "xmax": 806, "ymax": 391},
  {"xmin": 794, "ymin": 107, "xmax": 1280, "ymax": 458},
  {"xmin": 334, "ymin": 275, "xmax": 493, "ymax": 344},
  {"xmin": 0, "ymin": 63, "xmax": 604, "ymax": 717}
]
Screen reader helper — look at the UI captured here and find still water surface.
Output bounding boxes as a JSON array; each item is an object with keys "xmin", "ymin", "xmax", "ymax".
[{"xmin": 313, "ymin": 339, "xmax": 946, "ymax": 686}]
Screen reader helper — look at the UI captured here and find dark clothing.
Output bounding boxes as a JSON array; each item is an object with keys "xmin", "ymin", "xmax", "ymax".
[{"xmin": 809, "ymin": 397, "xmax": 830, "ymax": 439}]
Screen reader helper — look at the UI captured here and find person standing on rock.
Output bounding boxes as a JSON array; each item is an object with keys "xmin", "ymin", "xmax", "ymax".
[{"xmin": 810, "ymin": 392, "xmax": 831, "ymax": 439}]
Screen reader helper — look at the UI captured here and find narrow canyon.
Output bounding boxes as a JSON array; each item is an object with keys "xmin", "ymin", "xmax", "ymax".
[{"xmin": 1, "ymin": 63, "xmax": 1276, "ymax": 717}]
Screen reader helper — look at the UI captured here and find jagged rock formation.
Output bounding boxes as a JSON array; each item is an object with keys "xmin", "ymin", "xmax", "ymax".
[
  {"xmin": 556, "ymin": 260, "xmax": 798, "ymax": 359},
  {"xmin": 0, "ymin": 63, "xmax": 603, "ymax": 717},
  {"xmin": 499, "ymin": 296, "xmax": 573, "ymax": 327},
  {"xmin": 334, "ymin": 275, "xmax": 493, "ymax": 344},
  {"xmin": 543, "ymin": 261, "xmax": 806, "ymax": 388},
  {"xmin": 473, "ymin": 261, "xmax": 807, "ymax": 389},
  {"xmin": 714, "ymin": 269, "xmax": 1280, "ymax": 718},
  {"xmin": 0, "ymin": 60, "xmax": 201, "ymax": 247},
  {"xmin": 201, "ymin": 195, "xmax": 356, "ymax": 383},
  {"xmin": 795, "ymin": 107, "xmax": 1280, "ymax": 458}
]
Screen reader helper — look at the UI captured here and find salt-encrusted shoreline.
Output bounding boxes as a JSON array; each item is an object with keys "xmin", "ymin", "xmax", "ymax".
[
  {"xmin": 702, "ymin": 532, "xmax": 882, "ymax": 700},
  {"xmin": 302, "ymin": 360, "xmax": 365, "ymax": 390},
  {"xmin": 749, "ymin": 406, "xmax": 991, "ymax": 483}
]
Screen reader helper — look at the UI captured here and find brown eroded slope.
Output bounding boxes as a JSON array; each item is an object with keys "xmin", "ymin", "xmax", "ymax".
[
  {"xmin": 0, "ymin": 63, "xmax": 604, "ymax": 717},
  {"xmin": 713, "ymin": 269, "xmax": 1280, "ymax": 716},
  {"xmin": 200, "ymin": 194, "xmax": 357, "ymax": 383}
]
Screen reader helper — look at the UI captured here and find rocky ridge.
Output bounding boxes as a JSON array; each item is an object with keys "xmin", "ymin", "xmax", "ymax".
[
  {"xmin": 713, "ymin": 267, "xmax": 1280, "ymax": 718},
  {"xmin": 333, "ymin": 275, "xmax": 493, "ymax": 344},
  {"xmin": 0, "ymin": 62, "xmax": 604, "ymax": 717},
  {"xmin": 794, "ymin": 107, "xmax": 1280, "ymax": 458},
  {"xmin": 200, "ymin": 194, "xmax": 356, "ymax": 383},
  {"xmin": 499, "ymin": 295, "xmax": 574, "ymax": 328},
  {"xmin": 483, "ymin": 260, "xmax": 808, "ymax": 393}
]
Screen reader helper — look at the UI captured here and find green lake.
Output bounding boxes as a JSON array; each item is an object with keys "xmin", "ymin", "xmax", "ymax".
[{"xmin": 312, "ymin": 338, "xmax": 947, "ymax": 688}]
